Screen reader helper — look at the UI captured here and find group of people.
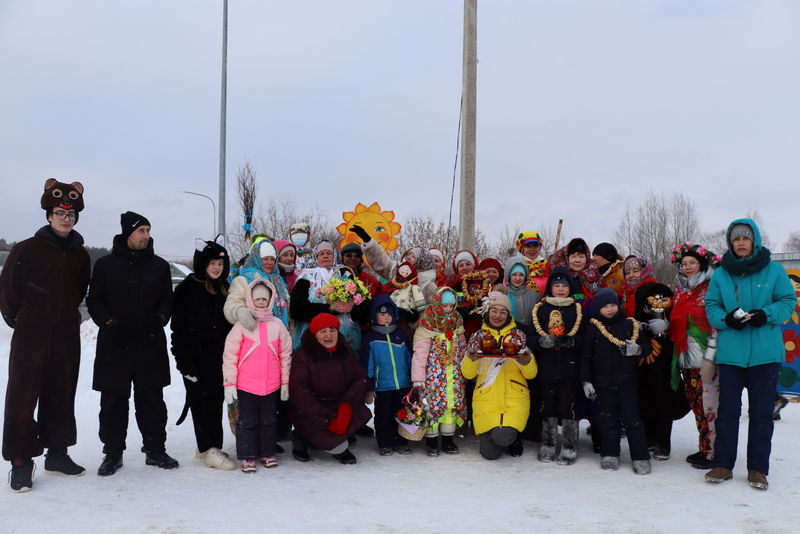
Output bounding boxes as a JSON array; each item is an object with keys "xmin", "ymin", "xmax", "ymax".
[{"xmin": 1, "ymin": 179, "xmax": 795, "ymax": 493}]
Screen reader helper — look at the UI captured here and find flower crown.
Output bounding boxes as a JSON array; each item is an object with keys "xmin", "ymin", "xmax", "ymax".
[{"xmin": 670, "ymin": 242, "xmax": 721, "ymax": 266}]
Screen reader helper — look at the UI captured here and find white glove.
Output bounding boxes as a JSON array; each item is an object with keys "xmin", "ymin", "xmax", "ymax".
[
  {"xmin": 538, "ymin": 334, "xmax": 557, "ymax": 349},
  {"xmin": 646, "ymin": 318, "xmax": 669, "ymax": 335},
  {"xmin": 700, "ymin": 360, "xmax": 716, "ymax": 384},
  {"xmin": 583, "ymin": 382, "xmax": 597, "ymax": 401},
  {"xmin": 224, "ymin": 385, "xmax": 238, "ymax": 405},
  {"xmin": 236, "ymin": 306, "xmax": 257, "ymax": 330},
  {"xmin": 183, "ymin": 374, "xmax": 198, "ymax": 383},
  {"xmin": 365, "ymin": 391, "xmax": 376, "ymax": 405},
  {"xmin": 623, "ymin": 341, "xmax": 642, "ymax": 357},
  {"xmin": 280, "ymin": 384, "xmax": 289, "ymax": 402}
]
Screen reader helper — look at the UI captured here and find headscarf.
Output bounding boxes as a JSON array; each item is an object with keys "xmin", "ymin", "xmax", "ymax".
[
  {"xmin": 549, "ymin": 238, "xmax": 600, "ymax": 294},
  {"xmin": 418, "ymin": 288, "xmax": 464, "ymax": 336},
  {"xmin": 622, "ymin": 255, "xmax": 654, "ymax": 290}
]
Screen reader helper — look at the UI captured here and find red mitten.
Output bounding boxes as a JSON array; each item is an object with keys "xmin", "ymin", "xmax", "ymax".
[{"xmin": 327, "ymin": 402, "xmax": 353, "ymax": 435}]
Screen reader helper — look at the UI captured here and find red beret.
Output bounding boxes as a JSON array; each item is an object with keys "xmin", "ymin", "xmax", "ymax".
[{"xmin": 309, "ymin": 313, "xmax": 340, "ymax": 335}]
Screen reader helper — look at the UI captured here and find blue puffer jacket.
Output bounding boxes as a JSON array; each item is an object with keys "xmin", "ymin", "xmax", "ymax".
[
  {"xmin": 705, "ymin": 218, "xmax": 795, "ymax": 367},
  {"xmin": 360, "ymin": 295, "xmax": 413, "ymax": 392}
]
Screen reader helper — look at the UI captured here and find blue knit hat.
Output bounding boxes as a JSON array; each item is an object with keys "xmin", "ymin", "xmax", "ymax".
[{"xmin": 593, "ymin": 288, "xmax": 619, "ymax": 309}]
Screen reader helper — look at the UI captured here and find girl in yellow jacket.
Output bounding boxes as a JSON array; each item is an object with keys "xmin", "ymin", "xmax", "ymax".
[{"xmin": 463, "ymin": 292, "xmax": 538, "ymax": 460}]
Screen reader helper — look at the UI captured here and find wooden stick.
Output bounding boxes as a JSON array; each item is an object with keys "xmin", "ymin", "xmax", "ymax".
[{"xmin": 553, "ymin": 219, "xmax": 564, "ymax": 253}]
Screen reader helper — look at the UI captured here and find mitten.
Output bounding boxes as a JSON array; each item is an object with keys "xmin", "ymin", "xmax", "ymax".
[
  {"xmin": 724, "ymin": 310, "xmax": 748, "ymax": 330},
  {"xmin": 748, "ymin": 309, "xmax": 767, "ymax": 328},
  {"xmin": 224, "ymin": 385, "xmax": 238, "ymax": 405},
  {"xmin": 236, "ymin": 306, "xmax": 257, "ymax": 331},
  {"xmin": 582, "ymin": 382, "xmax": 597, "ymax": 401},
  {"xmin": 280, "ymin": 384, "xmax": 289, "ymax": 402},
  {"xmin": 365, "ymin": 391, "xmax": 376, "ymax": 405},
  {"xmin": 538, "ymin": 334, "xmax": 557, "ymax": 349},
  {"xmin": 700, "ymin": 359, "xmax": 716, "ymax": 384},
  {"xmin": 646, "ymin": 318, "xmax": 669, "ymax": 335},
  {"xmin": 623, "ymin": 341, "xmax": 642, "ymax": 356},
  {"xmin": 327, "ymin": 402, "xmax": 353, "ymax": 435},
  {"xmin": 349, "ymin": 225, "xmax": 371, "ymax": 243}
]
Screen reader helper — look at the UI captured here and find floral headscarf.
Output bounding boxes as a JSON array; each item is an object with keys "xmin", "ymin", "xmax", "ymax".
[
  {"xmin": 622, "ymin": 255, "xmax": 654, "ymax": 289},
  {"xmin": 418, "ymin": 287, "xmax": 464, "ymax": 335}
]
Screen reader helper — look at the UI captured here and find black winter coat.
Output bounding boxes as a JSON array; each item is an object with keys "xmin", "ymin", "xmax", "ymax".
[
  {"xmin": 530, "ymin": 299, "xmax": 584, "ymax": 381},
  {"xmin": 170, "ymin": 274, "xmax": 232, "ymax": 386},
  {"xmin": 87, "ymin": 235, "xmax": 173, "ymax": 393},
  {"xmin": 580, "ymin": 312, "xmax": 652, "ymax": 388}
]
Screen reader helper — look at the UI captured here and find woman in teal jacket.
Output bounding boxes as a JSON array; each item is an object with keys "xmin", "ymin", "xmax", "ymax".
[{"xmin": 703, "ymin": 218, "xmax": 795, "ymax": 490}]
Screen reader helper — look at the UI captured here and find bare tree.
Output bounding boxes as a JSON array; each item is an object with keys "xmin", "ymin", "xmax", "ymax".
[
  {"xmin": 614, "ymin": 192, "xmax": 700, "ymax": 282},
  {"xmin": 696, "ymin": 228, "xmax": 728, "ymax": 258},
  {"xmin": 395, "ymin": 216, "xmax": 489, "ymax": 270},
  {"xmin": 784, "ymin": 231, "xmax": 800, "ymax": 253},
  {"xmin": 744, "ymin": 209, "xmax": 773, "ymax": 250}
]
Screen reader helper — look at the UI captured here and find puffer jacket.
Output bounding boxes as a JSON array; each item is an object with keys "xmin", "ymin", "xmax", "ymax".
[{"xmin": 705, "ymin": 218, "xmax": 795, "ymax": 367}]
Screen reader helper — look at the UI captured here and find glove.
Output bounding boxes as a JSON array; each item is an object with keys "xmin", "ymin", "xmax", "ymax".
[
  {"xmin": 700, "ymin": 359, "xmax": 716, "ymax": 384},
  {"xmin": 538, "ymin": 334, "xmax": 557, "ymax": 349},
  {"xmin": 622, "ymin": 341, "xmax": 641, "ymax": 357},
  {"xmin": 280, "ymin": 384, "xmax": 289, "ymax": 402},
  {"xmin": 224, "ymin": 385, "xmax": 238, "ymax": 405},
  {"xmin": 349, "ymin": 224, "xmax": 371, "ymax": 243},
  {"xmin": 365, "ymin": 391, "xmax": 376, "ymax": 405},
  {"xmin": 516, "ymin": 353, "xmax": 532, "ymax": 365},
  {"xmin": 236, "ymin": 306, "xmax": 257, "ymax": 331},
  {"xmin": 748, "ymin": 309, "xmax": 767, "ymax": 328},
  {"xmin": 327, "ymin": 402, "xmax": 353, "ymax": 435},
  {"xmin": 724, "ymin": 310, "xmax": 748, "ymax": 330},
  {"xmin": 556, "ymin": 336, "xmax": 575, "ymax": 349},
  {"xmin": 646, "ymin": 318, "xmax": 669, "ymax": 335},
  {"xmin": 183, "ymin": 374, "xmax": 198, "ymax": 383},
  {"xmin": 582, "ymin": 382, "xmax": 597, "ymax": 401}
]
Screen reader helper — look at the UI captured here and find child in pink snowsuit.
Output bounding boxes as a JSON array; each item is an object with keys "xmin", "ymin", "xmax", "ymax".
[{"xmin": 223, "ymin": 278, "xmax": 292, "ymax": 473}]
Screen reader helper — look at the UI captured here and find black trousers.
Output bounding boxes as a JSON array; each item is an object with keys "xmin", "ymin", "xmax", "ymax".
[
  {"xmin": 597, "ymin": 384, "xmax": 649, "ymax": 461},
  {"xmin": 539, "ymin": 378, "xmax": 578, "ymax": 420},
  {"xmin": 236, "ymin": 389, "xmax": 278, "ymax": 460},
  {"xmin": 99, "ymin": 385, "xmax": 168, "ymax": 454},
  {"xmin": 638, "ymin": 352, "xmax": 674, "ymax": 452},
  {"xmin": 374, "ymin": 389, "xmax": 409, "ymax": 449},
  {"xmin": 183, "ymin": 377, "xmax": 224, "ymax": 453}
]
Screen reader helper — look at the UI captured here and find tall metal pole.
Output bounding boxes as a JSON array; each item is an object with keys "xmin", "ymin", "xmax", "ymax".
[
  {"xmin": 458, "ymin": 0, "xmax": 477, "ymax": 251},
  {"xmin": 218, "ymin": 0, "xmax": 228, "ymax": 242}
]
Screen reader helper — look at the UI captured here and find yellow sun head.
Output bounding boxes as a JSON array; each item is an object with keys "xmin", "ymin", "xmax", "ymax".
[{"xmin": 337, "ymin": 202, "xmax": 402, "ymax": 252}]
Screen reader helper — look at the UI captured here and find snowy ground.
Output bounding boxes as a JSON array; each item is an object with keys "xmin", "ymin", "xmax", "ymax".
[{"xmin": 1, "ymin": 320, "xmax": 799, "ymax": 534}]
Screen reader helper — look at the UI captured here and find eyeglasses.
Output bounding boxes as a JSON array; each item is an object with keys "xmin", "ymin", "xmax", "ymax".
[{"xmin": 52, "ymin": 210, "xmax": 77, "ymax": 221}]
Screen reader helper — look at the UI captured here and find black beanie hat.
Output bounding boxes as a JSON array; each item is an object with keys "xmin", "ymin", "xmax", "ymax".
[
  {"xmin": 593, "ymin": 288, "xmax": 620, "ymax": 310},
  {"xmin": 120, "ymin": 211, "xmax": 151, "ymax": 239},
  {"xmin": 592, "ymin": 242, "xmax": 619, "ymax": 263}
]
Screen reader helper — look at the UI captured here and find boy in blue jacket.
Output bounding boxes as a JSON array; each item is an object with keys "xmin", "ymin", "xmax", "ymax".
[{"xmin": 360, "ymin": 295, "xmax": 413, "ymax": 455}]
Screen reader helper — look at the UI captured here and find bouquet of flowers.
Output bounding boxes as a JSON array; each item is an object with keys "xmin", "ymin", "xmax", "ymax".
[
  {"xmin": 316, "ymin": 276, "xmax": 371, "ymax": 312},
  {"xmin": 395, "ymin": 387, "xmax": 428, "ymax": 441}
]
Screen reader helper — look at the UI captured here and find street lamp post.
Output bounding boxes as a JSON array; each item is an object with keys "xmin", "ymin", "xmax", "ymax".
[{"xmin": 182, "ymin": 190, "xmax": 217, "ymax": 236}]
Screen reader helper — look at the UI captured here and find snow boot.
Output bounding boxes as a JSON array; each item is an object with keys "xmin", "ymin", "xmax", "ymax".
[
  {"xmin": 426, "ymin": 437, "xmax": 440, "ymax": 457},
  {"xmin": 9, "ymin": 460, "xmax": 34, "ymax": 492},
  {"xmin": 44, "ymin": 449, "xmax": 85, "ymax": 476},
  {"xmin": 332, "ymin": 449, "xmax": 357, "ymax": 465},
  {"xmin": 202, "ymin": 447, "xmax": 236, "ymax": 471},
  {"xmin": 652, "ymin": 446, "xmax": 670, "ymax": 461},
  {"xmin": 600, "ymin": 456, "xmax": 619, "ymax": 471},
  {"xmin": 538, "ymin": 417, "xmax": 558, "ymax": 463},
  {"xmin": 145, "ymin": 451, "xmax": 179, "ymax": 470},
  {"xmin": 773, "ymin": 394, "xmax": 789, "ymax": 421},
  {"xmin": 393, "ymin": 444, "xmax": 411, "ymax": 455},
  {"xmin": 379, "ymin": 447, "xmax": 394, "ymax": 456},
  {"xmin": 291, "ymin": 432, "xmax": 310, "ymax": 462},
  {"xmin": 508, "ymin": 436, "xmax": 524, "ymax": 458},
  {"xmin": 632, "ymin": 459, "xmax": 652, "ymax": 475},
  {"xmin": 441, "ymin": 435, "xmax": 459, "ymax": 455},
  {"xmin": 705, "ymin": 467, "xmax": 733, "ymax": 483},
  {"xmin": 557, "ymin": 419, "xmax": 579, "ymax": 466},
  {"xmin": 97, "ymin": 452, "xmax": 123, "ymax": 477},
  {"xmin": 686, "ymin": 451, "xmax": 712, "ymax": 470}
]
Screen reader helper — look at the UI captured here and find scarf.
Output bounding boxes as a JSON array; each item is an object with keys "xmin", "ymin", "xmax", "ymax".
[
  {"xmin": 720, "ymin": 247, "xmax": 771, "ymax": 276},
  {"xmin": 418, "ymin": 289, "xmax": 464, "ymax": 337},
  {"xmin": 253, "ymin": 308, "xmax": 272, "ymax": 323},
  {"xmin": 372, "ymin": 324, "xmax": 396, "ymax": 335},
  {"xmin": 669, "ymin": 279, "xmax": 712, "ymax": 355}
]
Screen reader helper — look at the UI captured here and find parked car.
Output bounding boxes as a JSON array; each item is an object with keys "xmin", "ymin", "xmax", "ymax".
[{"xmin": 170, "ymin": 262, "xmax": 192, "ymax": 290}]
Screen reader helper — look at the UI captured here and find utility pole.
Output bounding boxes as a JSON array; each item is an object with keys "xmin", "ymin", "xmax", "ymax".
[
  {"xmin": 218, "ymin": 0, "xmax": 228, "ymax": 242},
  {"xmin": 458, "ymin": 0, "xmax": 477, "ymax": 251}
]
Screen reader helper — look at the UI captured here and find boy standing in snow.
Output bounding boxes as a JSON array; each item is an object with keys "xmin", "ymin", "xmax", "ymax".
[
  {"xmin": 580, "ymin": 288, "xmax": 652, "ymax": 475},
  {"xmin": 223, "ymin": 279, "xmax": 292, "ymax": 472},
  {"xmin": 360, "ymin": 295, "xmax": 413, "ymax": 456}
]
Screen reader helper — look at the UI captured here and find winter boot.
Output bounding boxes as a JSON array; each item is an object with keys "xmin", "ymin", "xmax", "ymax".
[
  {"xmin": 97, "ymin": 452, "xmax": 123, "ymax": 477},
  {"xmin": 332, "ymin": 449, "xmax": 357, "ymax": 465},
  {"xmin": 685, "ymin": 451, "xmax": 712, "ymax": 470},
  {"xmin": 773, "ymin": 394, "xmax": 789, "ymax": 421},
  {"xmin": 705, "ymin": 467, "xmax": 733, "ymax": 483},
  {"xmin": 145, "ymin": 451, "xmax": 179, "ymax": 470},
  {"xmin": 426, "ymin": 437, "xmax": 440, "ymax": 457},
  {"xmin": 632, "ymin": 459, "xmax": 652, "ymax": 475},
  {"xmin": 557, "ymin": 419, "xmax": 579, "ymax": 466},
  {"xmin": 379, "ymin": 447, "xmax": 394, "ymax": 456},
  {"xmin": 652, "ymin": 446, "xmax": 670, "ymax": 461},
  {"xmin": 441, "ymin": 435, "xmax": 459, "ymax": 455},
  {"xmin": 538, "ymin": 417, "xmax": 558, "ymax": 463},
  {"xmin": 9, "ymin": 460, "xmax": 34, "ymax": 492},
  {"xmin": 291, "ymin": 432, "xmax": 310, "ymax": 462},
  {"xmin": 203, "ymin": 448, "xmax": 236, "ymax": 471},
  {"xmin": 44, "ymin": 449, "xmax": 85, "ymax": 476},
  {"xmin": 747, "ymin": 470, "xmax": 768, "ymax": 490},
  {"xmin": 600, "ymin": 456, "xmax": 619, "ymax": 471},
  {"xmin": 508, "ymin": 436, "xmax": 524, "ymax": 458}
]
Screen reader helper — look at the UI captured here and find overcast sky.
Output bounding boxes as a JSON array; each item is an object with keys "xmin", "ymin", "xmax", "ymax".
[{"xmin": 1, "ymin": 1, "xmax": 798, "ymax": 259}]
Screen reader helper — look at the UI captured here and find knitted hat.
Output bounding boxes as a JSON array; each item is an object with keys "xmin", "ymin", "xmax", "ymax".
[
  {"xmin": 509, "ymin": 263, "xmax": 527, "ymax": 277},
  {"xmin": 440, "ymin": 289, "xmax": 457, "ymax": 305},
  {"xmin": 310, "ymin": 313, "xmax": 340, "ymax": 334},
  {"xmin": 485, "ymin": 291, "xmax": 512, "ymax": 314},
  {"xmin": 729, "ymin": 223, "xmax": 754, "ymax": 245},
  {"xmin": 515, "ymin": 231, "xmax": 542, "ymax": 251},
  {"xmin": 41, "ymin": 179, "xmax": 85, "ymax": 213},
  {"xmin": 120, "ymin": 211, "xmax": 151, "ymax": 239},
  {"xmin": 273, "ymin": 239, "xmax": 296, "ymax": 258},
  {"xmin": 592, "ymin": 242, "xmax": 619, "ymax": 263},
  {"xmin": 428, "ymin": 248, "xmax": 445, "ymax": 263},
  {"xmin": 252, "ymin": 283, "xmax": 272, "ymax": 302},
  {"xmin": 258, "ymin": 241, "xmax": 277, "ymax": 259},
  {"xmin": 452, "ymin": 250, "xmax": 478, "ymax": 272},
  {"xmin": 545, "ymin": 266, "xmax": 576, "ymax": 297},
  {"xmin": 478, "ymin": 257, "xmax": 504, "ymax": 281},
  {"xmin": 593, "ymin": 288, "xmax": 619, "ymax": 309}
]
